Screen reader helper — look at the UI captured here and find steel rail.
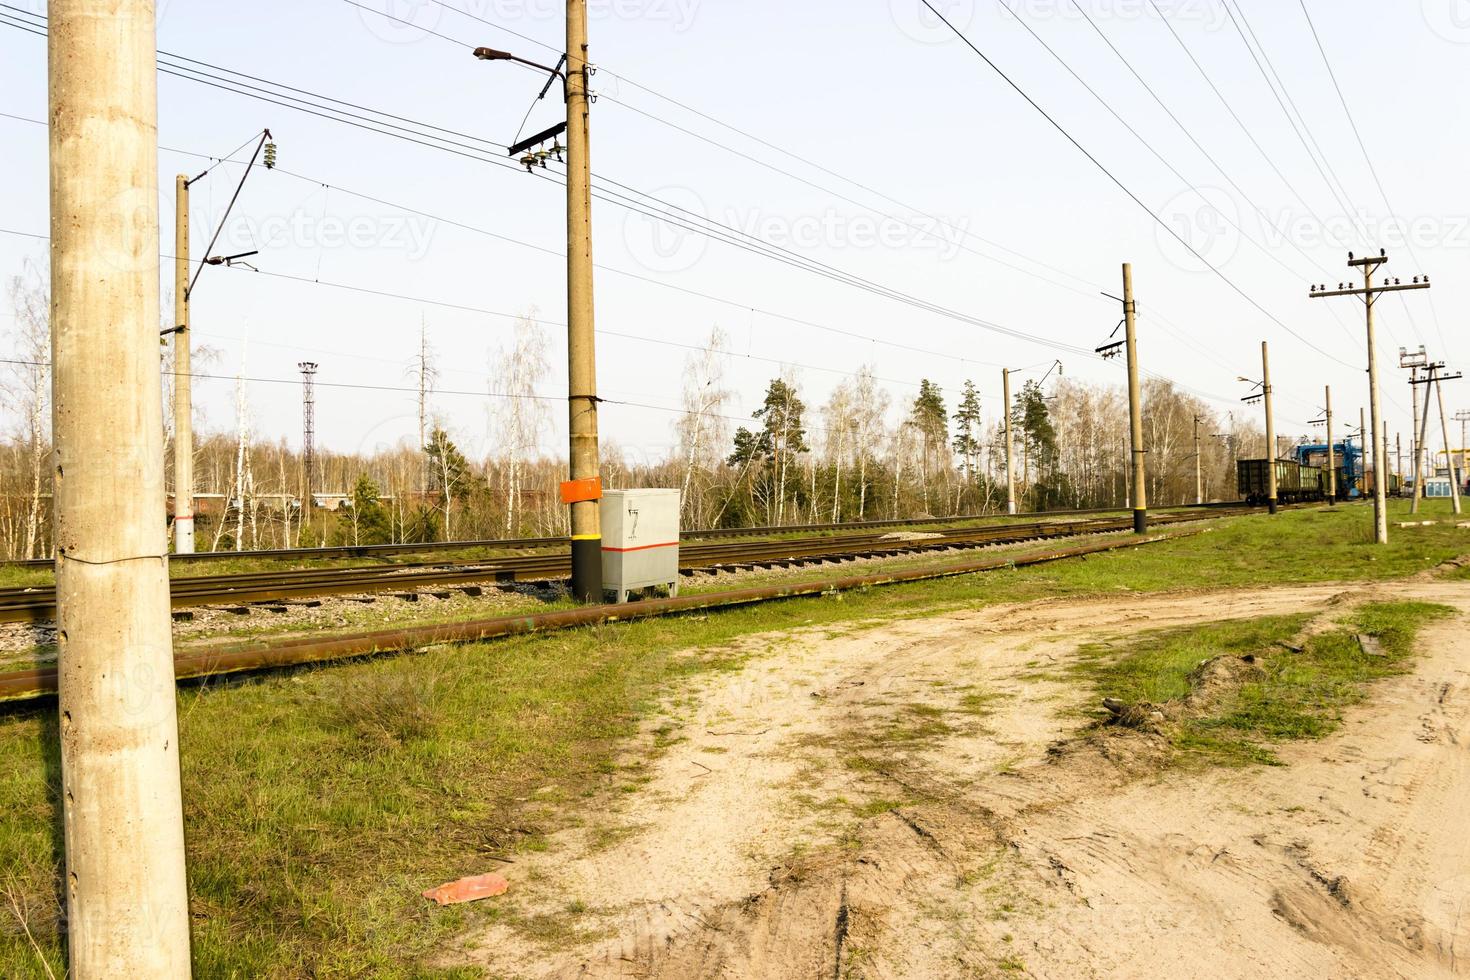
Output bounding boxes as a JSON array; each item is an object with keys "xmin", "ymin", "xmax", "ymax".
[
  {"xmin": 0, "ymin": 512, "xmax": 1234, "ymax": 623},
  {"xmin": 0, "ymin": 502, "xmax": 1246, "ymax": 570},
  {"xmin": 0, "ymin": 530, "xmax": 1197, "ymax": 704}
]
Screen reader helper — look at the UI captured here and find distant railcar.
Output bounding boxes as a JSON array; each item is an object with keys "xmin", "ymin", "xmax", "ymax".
[{"xmin": 1237, "ymin": 459, "xmax": 1327, "ymax": 505}]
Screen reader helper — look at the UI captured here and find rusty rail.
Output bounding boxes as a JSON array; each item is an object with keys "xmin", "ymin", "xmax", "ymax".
[{"xmin": 0, "ymin": 530, "xmax": 1196, "ymax": 704}]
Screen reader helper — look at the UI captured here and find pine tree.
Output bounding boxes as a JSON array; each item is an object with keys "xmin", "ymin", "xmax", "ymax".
[
  {"xmin": 951, "ymin": 380, "xmax": 982, "ymax": 484},
  {"xmin": 910, "ymin": 380, "xmax": 948, "ymax": 514}
]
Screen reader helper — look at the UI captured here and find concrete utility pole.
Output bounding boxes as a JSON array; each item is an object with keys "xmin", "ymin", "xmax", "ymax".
[
  {"xmin": 48, "ymin": 1, "xmax": 192, "ymax": 973},
  {"xmin": 1361, "ymin": 408, "xmax": 1368, "ymax": 495},
  {"xmin": 1193, "ymin": 414, "xmax": 1203, "ymax": 506},
  {"xmin": 1432, "ymin": 367, "xmax": 1463, "ymax": 514},
  {"xmin": 1456, "ymin": 409, "xmax": 1470, "ymax": 484},
  {"xmin": 1311, "ymin": 252, "xmax": 1431, "ymax": 545},
  {"xmin": 472, "ymin": 1, "xmax": 602, "ymax": 598},
  {"xmin": 1003, "ymin": 367, "xmax": 1017, "ymax": 515},
  {"xmin": 562, "ymin": 0, "xmax": 603, "ymax": 601},
  {"xmin": 1383, "ymin": 421, "xmax": 1391, "ymax": 497},
  {"xmin": 1401, "ymin": 347, "xmax": 1429, "ymax": 512},
  {"xmin": 1324, "ymin": 386, "xmax": 1336, "ymax": 505},
  {"xmin": 172, "ymin": 175, "xmax": 193, "ymax": 553},
  {"xmin": 1261, "ymin": 341, "xmax": 1278, "ymax": 514},
  {"xmin": 1396, "ymin": 432, "xmax": 1403, "ymax": 494},
  {"xmin": 1122, "ymin": 264, "xmax": 1147, "ymax": 532}
]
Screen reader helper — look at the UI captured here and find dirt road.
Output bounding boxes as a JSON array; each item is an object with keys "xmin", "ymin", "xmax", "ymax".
[{"xmin": 451, "ymin": 578, "xmax": 1470, "ymax": 979}]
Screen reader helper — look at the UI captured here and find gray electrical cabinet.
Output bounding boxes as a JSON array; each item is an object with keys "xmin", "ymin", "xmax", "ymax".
[{"xmin": 600, "ymin": 489, "xmax": 681, "ymax": 603}]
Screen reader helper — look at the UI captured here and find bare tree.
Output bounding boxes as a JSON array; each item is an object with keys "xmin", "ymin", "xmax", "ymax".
[
  {"xmin": 491, "ymin": 311, "xmax": 550, "ymax": 536},
  {"xmin": 850, "ymin": 367, "xmax": 889, "ymax": 520},
  {"xmin": 6, "ymin": 262, "xmax": 50, "ymax": 558},
  {"xmin": 674, "ymin": 326, "xmax": 731, "ymax": 526}
]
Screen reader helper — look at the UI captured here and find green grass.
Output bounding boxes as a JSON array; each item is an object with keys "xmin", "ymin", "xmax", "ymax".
[
  {"xmin": 1076, "ymin": 600, "xmax": 1455, "ymax": 766},
  {"xmin": 0, "ymin": 502, "xmax": 1464, "ymax": 975},
  {"xmin": 1072, "ymin": 615, "xmax": 1312, "ymax": 705}
]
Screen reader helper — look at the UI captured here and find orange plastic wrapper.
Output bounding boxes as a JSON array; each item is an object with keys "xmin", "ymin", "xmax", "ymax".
[{"xmin": 422, "ymin": 872, "xmax": 510, "ymax": 906}]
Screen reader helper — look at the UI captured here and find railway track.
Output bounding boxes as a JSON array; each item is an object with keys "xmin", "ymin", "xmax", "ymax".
[
  {"xmin": 0, "ymin": 501, "xmax": 1248, "ymax": 571},
  {"xmin": 0, "ymin": 510, "xmax": 1249, "ymax": 624}
]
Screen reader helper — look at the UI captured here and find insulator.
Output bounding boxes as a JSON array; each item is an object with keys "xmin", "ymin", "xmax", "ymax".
[
  {"xmin": 263, "ymin": 141, "xmax": 277, "ymax": 169},
  {"xmin": 520, "ymin": 152, "xmax": 537, "ymax": 172}
]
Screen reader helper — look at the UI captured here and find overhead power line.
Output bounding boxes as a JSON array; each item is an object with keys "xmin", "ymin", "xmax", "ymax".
[
  {"xmin": 914, "ymin": 0, "xmax": 1353, "ymax": 369},
  {"xmin": 1295, "ymin": 0, "xmax": 1450, "ymax": 358},
  {"xmin": 0, "ymin": 8, "xmax": 1106, "ymax": 367},
  {"xmin": 997, "ymin": 0, "xmax": 1361, "ymax": 355}
]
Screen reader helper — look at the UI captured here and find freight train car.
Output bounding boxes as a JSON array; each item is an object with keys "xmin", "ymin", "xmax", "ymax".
[
  {"xmin": 1237, "ymin": 459, "xmax": 1327, "ymax": 505},
  {"xmin": 1291, "ymin": 442, "xmax": 1362, "ymax": 500}
]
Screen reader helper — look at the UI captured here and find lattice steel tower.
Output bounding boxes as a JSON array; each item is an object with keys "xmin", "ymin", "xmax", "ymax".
[{"xmin": 299, "ymin": 362, "xmax": 318, "ymax": 516}]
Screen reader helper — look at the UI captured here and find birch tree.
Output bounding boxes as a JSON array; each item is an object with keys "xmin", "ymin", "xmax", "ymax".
[
  {"xmin": 491, "ymin": 312, "xmax": 550, "ymax": 536},
  {"xmin": 674, "ymin": 326, "xmax": 731, "ymax": 527}
]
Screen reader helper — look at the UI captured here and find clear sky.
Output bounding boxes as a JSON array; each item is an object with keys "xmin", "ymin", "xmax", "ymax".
[{"xmin": 2, "ymin": 0, "xmax": 1466, "ymax": 467}]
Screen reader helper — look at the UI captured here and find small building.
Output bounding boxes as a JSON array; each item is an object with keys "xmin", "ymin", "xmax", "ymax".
[{"xmin": 1424, "ymin": 477, "xmax": 1455, "ymax": 499}]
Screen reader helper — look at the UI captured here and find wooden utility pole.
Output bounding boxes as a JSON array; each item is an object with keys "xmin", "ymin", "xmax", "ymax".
[
  {"xmin": 1193, "ymin": 414, "xmax": 1203, "ymax": 505},
  {"xmin": 49, "ymin": 0, "xmax": 192, "ymax": 973},
  {"xmin": 1311, "ymin": 252, "xmax": 1430, "ymax": 544},
  {"xmin": 1324, "ymin": 386, "xmax": 1336, "ymax": 505},
  {"xmin": 172, "ymin": 175, "xmax": 194, "ymax": 553},
  {"xmin": 1122, "ymin": 264, "xmax": 1147, "ymax": 532},
  {"xmin": 1003, "ymin": 367, "xmax": 1016, "ymax": 515},
  {"xmin": 1261, "ymin": 341, "xmax": 1278, "ymax": 514}
]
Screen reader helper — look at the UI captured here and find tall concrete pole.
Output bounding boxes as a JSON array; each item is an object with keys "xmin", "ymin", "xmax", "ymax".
[
  {"xmin": 1396, "ymin": 432, "xmax": 1402, "ymax": 495},
  {"xmin": 1262, "ymin": 341, "xmax": 1278, "ymax": 514},
  {"xmin": 1412, "ymin": 368, "xmax": 1434, "ymax": 516},
  {"xmin": 172, "ymin": 175, "xmax": 193, "ymax": 553},
  {"xmin": 1193, "ymin": 414, "xmax": 1203, "ymax": 505},
  {"xmin": 1361, "ymin": 407, "xmax": 1368, "ymax": 495},
  {"xmin": 1324, "ymin": 385, "xmax": 1336, "ymax": 505},
  {"xmin": 1383, "ymin": 421, "xmax": 1391, "ymax": 502},
  {"xmin": 1362, "ymin": 263, "xmax": 1388, "ymax": 544},
  {"xmin": 1458, "ymin": 410, "xmax": 1470, "ymax": 485},
  {"xmin": 1409, "ymin": 365, "xmax": 1424, "ymax": 513},
  {"xmin": 1003, "ymin": 367, "xmax": 1016, "ymax": 515},
  {"xmin": 49, "ymin": 1, "xmax": 192, "ymax": 974},
  {"xmin": 1434, "ymin": 370, "xmax": 1463, "ymax": 515},
  {"xmin": 565, "ymin": 0, "xmax": 603, "ymax": 601},
  {"xmin": 1123, "ymin": 264, "xmax": 1147, "ymax": 532}
]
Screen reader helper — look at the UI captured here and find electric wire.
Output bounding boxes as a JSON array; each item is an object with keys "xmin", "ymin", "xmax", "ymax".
[
  {"xmin": 1041, "ymin": 0, "xmax": 1362, "ymax": 350},
  {"xmin": 1295, "ymin": 0, "xmax": 1450, "ymax": 359},
  {"xmin": 914, "ymin": 0, "xmax": 1354, "ymax": 370}
]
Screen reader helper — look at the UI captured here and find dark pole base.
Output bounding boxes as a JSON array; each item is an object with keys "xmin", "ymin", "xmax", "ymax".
[
  {"xmin": 570, "ymin": 537, "xmax": 603, "ymax": 603},
  {"xmin": 1133, "ymin": 509, "xmax": 1147, "ymax": 534},
  {"xmin": 1268, "ymin": 499, "xmax": 1279, "ymax": 515}
]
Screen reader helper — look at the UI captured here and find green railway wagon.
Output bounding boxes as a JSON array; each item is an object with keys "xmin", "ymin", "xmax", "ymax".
[{"xmin": 1237, "ymin": 459, "xmax": 1326, "ymax": 505}]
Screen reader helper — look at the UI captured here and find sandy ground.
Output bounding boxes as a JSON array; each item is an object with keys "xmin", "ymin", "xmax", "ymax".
[{"xmin": 448, "ymin": 576, "xmax": 1470, "ymax": 979}]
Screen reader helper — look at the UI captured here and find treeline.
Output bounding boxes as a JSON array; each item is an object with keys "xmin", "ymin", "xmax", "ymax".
[{"xmin": 1, "ymin": 273, "xmax": 1269, "ymax": 558}]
